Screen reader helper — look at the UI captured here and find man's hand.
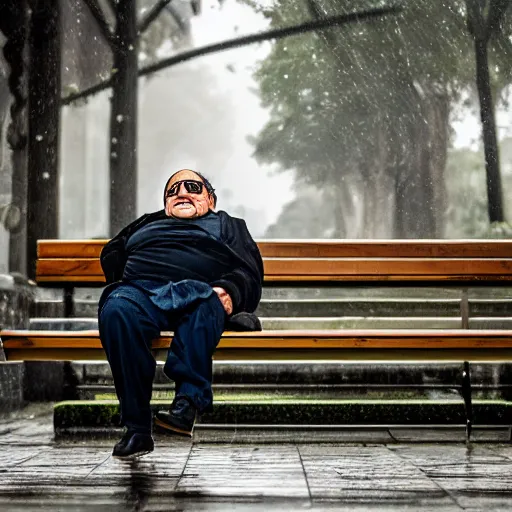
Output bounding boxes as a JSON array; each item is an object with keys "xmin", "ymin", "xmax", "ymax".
[{"xmin": 212, "ymin": 287, "xmax": 233, "ymax": 316}]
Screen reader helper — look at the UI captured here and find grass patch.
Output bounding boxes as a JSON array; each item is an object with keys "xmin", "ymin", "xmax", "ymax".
[{"xmin": 54, "ymin": 399, "xmax": 512, "ymax": 429}]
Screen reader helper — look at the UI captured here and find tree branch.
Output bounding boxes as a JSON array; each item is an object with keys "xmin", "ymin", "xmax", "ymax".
[
  {"xmin": 82, "ymin": 0, "xmax": 115, "ymax": 47},
  {"xmin": 62, "ymin": 4, "xmax": 402, "ymax": 105},
  {"xmin": 138, "ymin": 0, "xmax": 173, "ymax": 35},
  {"xmin": 165, "ymin": 3, "xmax": 188, "ymax": 32}
]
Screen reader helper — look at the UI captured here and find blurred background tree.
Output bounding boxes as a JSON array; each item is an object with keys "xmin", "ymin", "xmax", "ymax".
[
  {"xmin": 246, "ymin": 0, "xmax": 512, "ymax": 238},
  {"xmin": 71, "ymin": 0, "xmax": 200, "ymax": 235}
]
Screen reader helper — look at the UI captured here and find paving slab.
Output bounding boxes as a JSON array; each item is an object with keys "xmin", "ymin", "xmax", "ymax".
[
  {"xmin": 389, "ymin": 444, "xmax": 512, "ymax": 510},
  {"xmin": 298, "ymin": 445, "xmax": 452, "ymax": 504},
  {"xmin": 176, "ymin": 445, "xmax": 309, "ymax": 498}
]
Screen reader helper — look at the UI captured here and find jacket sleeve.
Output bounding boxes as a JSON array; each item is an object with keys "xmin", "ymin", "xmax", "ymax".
[
  {"xmin": 100, "ymin": 213, "xmax": 151, "ymax": 284},
  {"xmin": 210, "ymin": 218, "xmax": 264, "ymax": 314},
  {"xmin": 100, "ymin": 235, "xmax": 127, "ymax": 284}
]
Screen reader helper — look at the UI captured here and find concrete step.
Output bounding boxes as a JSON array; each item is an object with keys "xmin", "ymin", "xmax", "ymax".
[
  {"xmin": 258, "ymin": 299, "xmax": 464, "ymax": 317},
  {"xmin": 30, "ymin": 318, "xmax": 99, "ymax": 330},
  {"xmin": 53, "ymin": 399, "xmax": 512, "ymax": 437},
  {"xmin": 192, "ymin": 424, "xmax": 511, "ymax": 443},
  {"xmin": 70, "ymin": 361, "xmax": 510, "ymax": 393},
  {"xmin": 73, "ymin": 361, "xmax": 475, "ymax": 386},
  {"xmin": 33, "ymin": 296, "xmax": 512, "ymax": 319},
  {"xmin": 470, "ymin": 299, "xmax": 512, "ymax": 316}
]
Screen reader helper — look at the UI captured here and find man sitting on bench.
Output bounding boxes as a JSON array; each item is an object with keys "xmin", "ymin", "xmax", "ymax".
[{"xmin": 99, "ymin": 169, "xmax": 263, "ymax": 458}]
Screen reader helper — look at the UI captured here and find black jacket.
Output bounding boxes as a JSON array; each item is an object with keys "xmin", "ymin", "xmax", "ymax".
[{"xmin": 100, "ymin": 209, "xmax": 264, "ymax": 315}]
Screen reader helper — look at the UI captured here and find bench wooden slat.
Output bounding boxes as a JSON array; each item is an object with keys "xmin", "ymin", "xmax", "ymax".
[
  {"xmin": 3, "ymin": 330, "xmax": 512, "ymax": 362},
  {"xmin": 3, "ymin": 329, "xmax": 512, "ymax": 347},
  {"xmin": 36, "ymin": 257, "xmax": 512, "ymax": 283},
  {"xmin": 38, "ymin": 239, "xmax": 512, "ymax": 259}
]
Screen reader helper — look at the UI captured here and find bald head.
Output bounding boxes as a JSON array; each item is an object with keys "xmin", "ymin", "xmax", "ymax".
[{"xmin": 164, "ymin": 169, "xmax": 215, "ymax": 219}]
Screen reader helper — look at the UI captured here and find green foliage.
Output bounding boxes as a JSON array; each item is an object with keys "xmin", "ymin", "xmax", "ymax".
[
  {"xmin": 481, "ymin": 221, "xmax": 512, "ymax": 238},
  {"xmin": 444, "ymin": 140, "xmax": 512, "ymax": 238},
  {"xmin": 250, "ymin": 0, "xmax": 473, "ymax": 179},
  {"xmin": 246, "ymin": 0, "xmax": 512, "ymax": 237}
]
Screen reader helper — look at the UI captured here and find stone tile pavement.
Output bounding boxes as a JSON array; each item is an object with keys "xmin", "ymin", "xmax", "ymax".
[{"xmin": 1, "ymin": 405, "xmax": 512, "ymax": 511}]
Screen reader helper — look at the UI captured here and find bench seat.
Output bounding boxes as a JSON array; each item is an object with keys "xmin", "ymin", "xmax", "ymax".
[{"xmin": 2, "ymin": 239, "xmax": 512, "ymax": 440}]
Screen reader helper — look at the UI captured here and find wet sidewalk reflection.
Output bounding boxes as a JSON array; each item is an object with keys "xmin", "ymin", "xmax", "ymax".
[{"xmin": 1, "ymin": 405, "xmax": 512, "ymax": 511}]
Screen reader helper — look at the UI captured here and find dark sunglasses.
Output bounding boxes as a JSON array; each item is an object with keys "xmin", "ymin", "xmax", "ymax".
[{"xmin": 165, "ymin": 179, "xmax": 205, "ymax": 198}]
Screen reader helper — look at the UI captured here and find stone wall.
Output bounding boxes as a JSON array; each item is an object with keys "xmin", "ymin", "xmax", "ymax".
[
  {"xmin": 0, "ymin": 273, "xmax": 34, "ymax": 413},
  {"xmin": 0, "ymin": 273, "xmax": 35, "ymax": 330}
]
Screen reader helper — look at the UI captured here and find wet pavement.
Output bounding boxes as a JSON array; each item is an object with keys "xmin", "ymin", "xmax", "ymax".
[{"xmin": 1, "ymin": 405, "xmax": 512, "ymax": 511}]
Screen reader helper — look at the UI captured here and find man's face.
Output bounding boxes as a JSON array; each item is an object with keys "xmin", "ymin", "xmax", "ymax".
[{"xmin": 164, "ymin": 169, "xmax": 214, "ymax": 219}]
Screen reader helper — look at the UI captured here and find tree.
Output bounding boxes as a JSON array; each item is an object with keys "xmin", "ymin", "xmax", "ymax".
[
  {"xmin": 66, "ymin": 1, "xmax": 399, "ymax": 236},
  {"xmin": 465, "ymin": 0, "xmax": 512, "ymax": 223},
  {"xmin": 0, "ymin": 0, "xmax": 29, "ymax": 274},
  {"xmin": 26, "ymin": 0, "xmax": 61, "ymax": 277},
  {"xmin": 248, "ymin": 0, "xmax": 512, "ymax": 238},
  {"xmin": 79, "ymin": 0, "xmax": 199, "ymax": 235}
]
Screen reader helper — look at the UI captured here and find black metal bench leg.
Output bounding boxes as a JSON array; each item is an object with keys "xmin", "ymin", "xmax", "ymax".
[{"xmin": 461, "ymin": 361, "xmax": 473, "ymax": 443}]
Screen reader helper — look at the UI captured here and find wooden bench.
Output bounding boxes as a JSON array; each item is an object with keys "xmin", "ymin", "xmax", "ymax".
[{"xmin": 2, "ymin": 239, "xmax": 512, "ymax": 439}]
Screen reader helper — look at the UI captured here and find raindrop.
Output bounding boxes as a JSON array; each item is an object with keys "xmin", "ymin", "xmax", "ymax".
[
  {"xmin": 284, "ymin": 74, "xmax": 289, "ymax": 79},
  {"xmin": 111, "ymin": 152, "xmax": 118, "ymax": 158},
  {"xmin": 35, "ymin": 135, "xmax": 43, "ymax": 141},
  {"xmin": 129, "ymin": 44, "xmax": 134, "ymax": 51},
  {"xmin": 42, "ymin": 172, "xmax": 50, "ymax": 180},
  {"xmin": 116, "ymin": 115, "xmax": 124, "ymax": 123},
  {"xmin": 112, "ymin": 137, "xmax": 118, "ymax": 144}
]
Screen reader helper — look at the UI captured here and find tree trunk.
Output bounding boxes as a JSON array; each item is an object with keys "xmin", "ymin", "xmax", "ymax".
[
  {"xmin": 26, "ymin": 0, "xmax": 61, "ymax": 278},
  {"xmin": 474, "ymin": 36, "xmax": 504, "ymax": 223},
  {"xmin": 1, "ymin": 1, "xmax": 29, "ymax": 274},
  {"xmin": 425, "ymin": 91, "xmax": 449, "ymax": 237},
  {"xmin": 362, "ymin": 119, "xmax": 391, "ymax": 238},
  {"xmin": 109, "ymin": 0, "xmax": 138, "ymax": 236},
  {"xmin": 392, "ymin": 84, "xmax": 449, "ymax": 239},
  {"xmin": 392, "ymin": 110, "xmax": 433, "ymax": 239}
]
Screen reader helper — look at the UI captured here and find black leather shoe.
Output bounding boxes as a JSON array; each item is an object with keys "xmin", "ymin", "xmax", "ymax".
[
  {"xmin": 112, "ymin": 431, "xmax": 154, "ymax": 459},
  {"xmin": 155, "ymin": 396, "xmax": 197, "ymax": 437}
]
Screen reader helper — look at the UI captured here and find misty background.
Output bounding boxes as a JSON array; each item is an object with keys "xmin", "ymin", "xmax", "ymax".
[{"xmin": 1, "ymin": 0, "xmax": 512, "ymax": 274}]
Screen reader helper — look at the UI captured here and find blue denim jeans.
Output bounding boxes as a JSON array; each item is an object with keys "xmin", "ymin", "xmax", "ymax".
[{"xmin": 98, "ymin": 280, "xmax": 226, "ymax": 433}]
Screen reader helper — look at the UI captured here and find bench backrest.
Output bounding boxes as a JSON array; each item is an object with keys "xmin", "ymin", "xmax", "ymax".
[{"xmin": 36, "ymin": 240, "xmax": 512, "ymax": 285}]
